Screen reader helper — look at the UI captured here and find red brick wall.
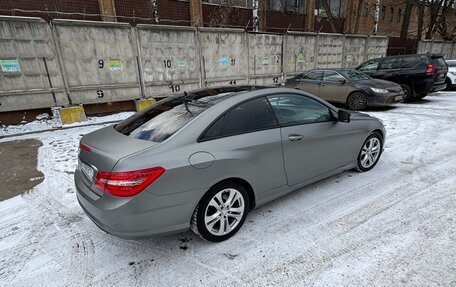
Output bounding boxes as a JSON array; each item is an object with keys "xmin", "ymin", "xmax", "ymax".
[
  {"xmin": 0, "ymin": 0, "xmax": 101, "ymax": 21},
  {"xmin": 202, "ymin": 4, "xmax": 251, "ymax": 28},
  {"xmin": 265, "ymin": 11, "xmax": 306, "ymax": 33}
]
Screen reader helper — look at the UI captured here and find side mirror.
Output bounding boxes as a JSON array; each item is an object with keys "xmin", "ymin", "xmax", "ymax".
[
  {"xmin": 339, "ymin": 79, "xmax": 347, "ymax": 85},
  {"xmin": 338, "ymin": 109, "xmax": 351, "ymax": 122}
]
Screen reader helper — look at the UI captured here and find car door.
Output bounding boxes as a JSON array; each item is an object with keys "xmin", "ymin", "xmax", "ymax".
[
  {"xmin": 267, "ymin": 93, "xmax": 354, "ymax": 187},
  {"xmin": 198, "ymin": 96, "xmax": 287, "ymax": 200},
  {"xmin": 377, "ymin": 57, "xmax": 402, "ymax": 81},
  {"xmin": 319, "ymin": 70, "xmax": 348, "ymax": 103},
  {"xmin": 295, "ymin": 70, "xmax": 324, "ymax": 97}
]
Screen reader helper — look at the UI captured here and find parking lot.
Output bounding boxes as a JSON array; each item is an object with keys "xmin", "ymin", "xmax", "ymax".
[{"xmin": 0, "ymin": 92, "xmax": 455, "ymax": 286}]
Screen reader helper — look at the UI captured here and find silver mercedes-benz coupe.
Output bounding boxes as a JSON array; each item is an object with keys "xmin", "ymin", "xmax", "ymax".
[{"xmin": 75, "ymin": 86, "xmax": 386, "ymax": 242}]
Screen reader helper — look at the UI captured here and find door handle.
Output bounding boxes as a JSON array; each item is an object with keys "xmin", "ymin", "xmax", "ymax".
[
  {"xmin": 288, "ymin": 134, "xmax": 303, "ymax": 141},
  {"xmin": 320, "ymin": 83, "xmax": 326, "ymax": 86}
]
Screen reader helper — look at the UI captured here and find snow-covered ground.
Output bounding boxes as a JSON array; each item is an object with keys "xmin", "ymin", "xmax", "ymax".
[{"xmin": 1, "ymin": 92, "xmax": 455, "ymax": 286}]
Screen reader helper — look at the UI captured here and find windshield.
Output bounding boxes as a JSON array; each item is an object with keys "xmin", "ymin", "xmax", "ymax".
[
  {"xmin": 341, "ymin": 69, "xmax": 371, "ymax": 81},
  {"xmin": 115, "ymin": 87, "xmax": 252, "ymax": 142}
]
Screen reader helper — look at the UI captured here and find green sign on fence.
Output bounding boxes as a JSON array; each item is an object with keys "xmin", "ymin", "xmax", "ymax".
[{"xmin": 0, "ymin": 59, "xmax": 21, "ymax": 73}]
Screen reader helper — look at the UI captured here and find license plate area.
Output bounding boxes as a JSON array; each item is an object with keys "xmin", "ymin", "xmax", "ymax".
[{"xmin": 81, "ymin": 161, "xmax": 95, "ymax": 181}]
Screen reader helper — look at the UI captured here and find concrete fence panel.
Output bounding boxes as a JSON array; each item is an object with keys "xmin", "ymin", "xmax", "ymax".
[
  {"xmin": 316, "ymin": 33, "xmax": 344, "ymax": 68},
  {"xmin": 366, "ymin": 36, "xmax": 389, "ymax": 60},
  {"xmin": 283, "ymin": 32, "xmax": 317, "ymax": 77},
  {"xmin": 418, "ymin": 40, "xmax": 456, "ymax": 59},
  {"xmin": 199, "ymin": 28, "xmax": 249, "ymax": 87},
  {"xmin": 248, "ymin": 33, "xmax": 283, "ymax": 85},
  {"xmin": 343, "ymin": 35, "xmax": 367, "ymax": 68},
  {"xmin": 137, "ymin": 25, "xmax": 201, "ymax": 97},
  {"xmin": 53, "ymin": 19, "xmax": 141, "ymax": 105},
  {"xmin": 0, "ymin": 16, "xmax": 66, "ymax": 112}
]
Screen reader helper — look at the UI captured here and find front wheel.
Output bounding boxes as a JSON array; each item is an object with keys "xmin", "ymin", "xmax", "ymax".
[
  {"xmin": 347, "ymin": 92, "xmax": 368, "ymax": 110},
  {"xmin": 400, "ymin": 84, "xmax": 413, "ymax": 101},
  {"xmin": 191, "ymin": 181, "xmax": 249, "ymax": 242},
  {"xmin": 357, "ymin": 132, "xmax": 383, "ymax": 172}
]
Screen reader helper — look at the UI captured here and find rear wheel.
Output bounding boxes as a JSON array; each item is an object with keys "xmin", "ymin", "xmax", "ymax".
[
  {"xmin": 191, "ymin": 181, "xmax": 249, "ymax": 242},
  {"xmin": 356, "ymin": 132, "xmax": 383, "ymax": 172},
  {"xmin": 347, "ymin": 92, "xmax": 368, "ymax": 110},
  {"xmin": 400, "ymin": 84, "xmax": 413, "ymax": 101},
  {"xmin": 416, "ymin": 93, "xmax": 427, "ymax": 99}
]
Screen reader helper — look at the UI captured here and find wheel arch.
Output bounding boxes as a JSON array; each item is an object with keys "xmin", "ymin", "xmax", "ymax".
[{"xmin": 209, "ymin": 178, "xmax": 256, "ymax": 211}]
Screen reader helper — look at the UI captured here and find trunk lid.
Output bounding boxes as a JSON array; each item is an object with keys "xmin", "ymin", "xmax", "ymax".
[{"xmin": 78, "ymin": 125, "xmax": 157, "ymax": 196}]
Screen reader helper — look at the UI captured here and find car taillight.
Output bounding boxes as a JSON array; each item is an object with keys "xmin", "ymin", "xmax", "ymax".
[
  {"xmin": 426, "ymin": 64, "xmax": 435, "ymax": 75},
  {"xmin": 79, "ymin": 143, "xmax": 92, "ymax": 152},
  {"xmin": 95, "ymin": 167, "xmax": 165, "ymax": 197}
]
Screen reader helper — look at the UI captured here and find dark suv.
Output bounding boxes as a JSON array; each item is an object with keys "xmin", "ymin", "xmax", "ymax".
[{"xmin": 355, "ymin": 53, "xmax": 448, "ymax": 100}]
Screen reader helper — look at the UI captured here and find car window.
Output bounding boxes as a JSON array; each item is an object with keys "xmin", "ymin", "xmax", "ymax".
[
  {"xmin": 380, "ymin": 57, "xmax": 402, "ymax": 70},
  {"xmin": 358, "ymin": 59, "xmax": 379, "ymax": 71},
  {"xmin": 302, "ymin": 70, "xmax": 324, "ymax": 80},
  {"xmin": 431, "ymin": 57, "xmax": 446, "ymax": 68},
  {"xmin": 267, "ymin": 94, "xmax": 332, "ymax": 125},
  {"xmin": 342, "ymin": 69, "xmax": 371, "ymax": 81},
  {"xmin": 200, "ymin": 97, "xmax": 278, "ymax": 140},
  {"xmin": 401, "ymin": 56, "xmax": 421, "ymax": 69},
  {"xmin": 322, "ymin": 71, "xmax": 345, "ymax": 82}
]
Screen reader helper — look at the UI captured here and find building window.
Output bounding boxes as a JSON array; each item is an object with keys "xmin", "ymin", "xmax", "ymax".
[
  {"xmin": 268, "ymin": 0, "xmax": 284, "ymax": 11},
  {"xmin": 389, "ymin": 7, "xmax": 394, "ymax": 21},
  {"xmin": 203, "ymin": 0, "xmax": 253, "ymax": 8},
  {"xmin": 381, "ymin": 5, "xmax": 386, "ymax": 20},
  {"xmin": 362, "ymin": 2, "xmax": 369, "ymax": 17},
  {"xmin": 314, "ymin": 0, "xmax": 346, "ymax": 18},
  {"xmin": 397, "ymin": 8, "xmax": 402, "ymax": 22},
  {"xmin": 285, "ymin": 0, "xmax": 307, "ymax": 14}
]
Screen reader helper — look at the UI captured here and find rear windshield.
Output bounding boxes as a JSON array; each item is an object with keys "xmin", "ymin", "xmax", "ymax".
[
  {"xmin": 431, "ymin": 57, "xmax": 446, "ymax": 68},
  {"xmin": 115, "ymin": 87, "xmax": 260, "ymax": 142}
]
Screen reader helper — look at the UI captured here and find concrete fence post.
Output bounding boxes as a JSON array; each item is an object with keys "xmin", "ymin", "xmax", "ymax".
[{"xmin": 50, "ymin": 21, "xmax": 72, "ymax": 106}]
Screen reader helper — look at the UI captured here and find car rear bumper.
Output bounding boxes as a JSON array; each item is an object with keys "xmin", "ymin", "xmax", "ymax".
[
  {"xmin": 75, "ymin": 170, "xmax": 202, "ymax": 239},
  {"xmin": 432, "ymin": 82, "xmax": 447, "ymax": 92}
]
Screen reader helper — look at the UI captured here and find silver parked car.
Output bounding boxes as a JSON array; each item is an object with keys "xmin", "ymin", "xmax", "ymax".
[{"xmin": 75, "ymin": 86, "xmax": 386, "ymax": 242}]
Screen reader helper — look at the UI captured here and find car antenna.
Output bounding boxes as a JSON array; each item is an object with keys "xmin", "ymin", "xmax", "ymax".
[{"xmin": 183, "ymin": 91, "xmax": 193, "ymax": 116}]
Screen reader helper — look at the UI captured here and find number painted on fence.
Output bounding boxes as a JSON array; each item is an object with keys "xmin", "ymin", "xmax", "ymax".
[
  {"xmin": 229, "ymin": 80, "xmax": 237, "ymax": 85},
  {"xmin": 231, "ymin": 59, "xmax": 236, "ymax": 66},
  {"xmin": 163, "ymin": 60, "xmax": 172, "ymax": 68},
  {"xmin": 97, "ymin": 90, "xmax": 104, "ymax": 98},
  {"xmin": 273, "ymin": 77, "xmax": 279, "ymax": 84},
  {"xmin": 98, "ymin": 60, "xmax": 104, "ymax": 69},
  {"xmin": 170, "ymin": 84, "xmax": 180, "ymax": 92}
]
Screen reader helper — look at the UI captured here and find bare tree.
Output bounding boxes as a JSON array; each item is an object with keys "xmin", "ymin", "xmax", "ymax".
[
  {"xmin": 320, "ymin": 0, "xmax": 338, "ymax": 33},
  {"xmin": 425, "ymin": 0, "xmax": 455, "ymax": 39},
  {"xmin": 400, "ymin": 0, "xmax": 414, "ymax": 39},
  {"xmin": 208, "ymin": 0, "xmax": 243, "ymax": 27}
]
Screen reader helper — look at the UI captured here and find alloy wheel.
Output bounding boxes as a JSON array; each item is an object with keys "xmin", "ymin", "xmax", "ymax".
[
  {"xmin": 360, "ymin": 137, "xmax": 381, "ymax": 169},
  {"xmin": 204, "ymin": 188, "xmax": 245, "ymax": 236}
]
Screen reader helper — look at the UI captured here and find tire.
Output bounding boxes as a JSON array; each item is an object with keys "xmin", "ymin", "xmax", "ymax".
[
  {"xmin": 346, "ymin": 92, "xmax": 368, "ymax": 110},
  {"xmin": 191, "ymin": 181, "xmax": 249, "ymax": 242},
  {"xmin": 356, "ymin": 132, "xmax": 383, "ymax": 172},
  {"xmin": 416, "ymin": 93, "xmax": 427, "ymax": 99},
  {"xmin": 400, "ymin": 84, "xmax": 413, "ymax": 101},
  {"xmin": 445, "ymin": 78, "xmax": 452, "ymax": 91}
]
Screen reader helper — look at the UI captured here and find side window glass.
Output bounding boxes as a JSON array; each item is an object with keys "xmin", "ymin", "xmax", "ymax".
[
  {"xmin": 380, "ymin": 58, "xmax": 402, "ymax": 70},
  {"xmin": 401, "ymin": 56, "xmax": 421, "ymax": 69},
  {"xmin": 358, "ymin": 60, "xmax": 379, "ymax": 71},
  {"xmin": 201, "ymin": 97, "xmax": 278, "ymax": 140},
  {"xmin": 303, "ymin": 71, "xmax": 323, "ymax": 80},
  {"xmin": 267, "ymin": 94, "xmax": 332, "ymax": 125},
  {"xmin": 322, "ymin": 71, "xmax": 345, "ymax": 82}
]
